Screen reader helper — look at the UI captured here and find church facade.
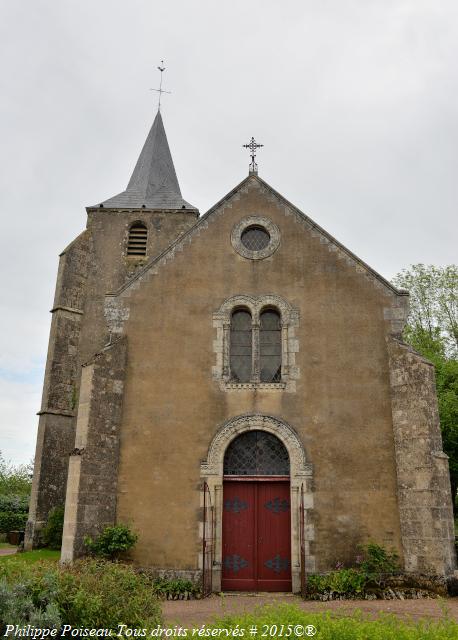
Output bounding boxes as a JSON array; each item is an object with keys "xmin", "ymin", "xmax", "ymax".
[{"xmin": 26, "ymin": 110, "xmax": 456, "ymax": 592}]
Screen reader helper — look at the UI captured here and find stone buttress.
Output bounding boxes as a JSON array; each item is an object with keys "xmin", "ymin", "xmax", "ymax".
[
  {"xmin": 61, "ymin": 338, "xmax": 127, "ymax": 560},
  {"xmin": 388, "ymin": 337, "xmax": 456, "ymax": 575},
  {"xmin": 25, "ymin": 232, "xmax": 91, "ymax": 548}
]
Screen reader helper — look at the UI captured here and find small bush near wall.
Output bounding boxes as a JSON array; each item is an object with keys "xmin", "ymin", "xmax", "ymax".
[
  {"xmin": 150, "ymin": 577, "xmax": 201, "ymax": 600},
  {"xmin": 305, "ymin": 543, "xmax": 447, "ymax": 600},
  {"xmin": 358, "ymin": 542, "xmax": 399, "ymax": 576},
  {"xmin": 0, "ymin": 559, "xmax": 161, "ymax": 632},
  {"xmin": 84, "ymin": 524, "xmax": 138, "ymax": 559},
  {"xmin": 307, "ymin": 568, "xmax": 367, "ymax": 598},
  {"xmin": 42, "ymin": 506, "xmax": 64, "ymax": 550}
]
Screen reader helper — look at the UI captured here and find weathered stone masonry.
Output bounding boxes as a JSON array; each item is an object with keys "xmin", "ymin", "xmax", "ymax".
[
  {"xmin": 388, "ymin": 337, "xmax": 456, "ymax": 575},
  {"xmin": 61, "ymin": 337, "xmax": 127, "ymax": 561},
  {"xmin": 26, "ymin": 231, "xmax": 91, "ymax": 548}
]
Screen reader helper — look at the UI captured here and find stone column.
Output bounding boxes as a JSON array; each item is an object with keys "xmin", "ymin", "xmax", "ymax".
[{"xmin": 252, "ymin": 320, "xmax": 260, "ymax": 383}]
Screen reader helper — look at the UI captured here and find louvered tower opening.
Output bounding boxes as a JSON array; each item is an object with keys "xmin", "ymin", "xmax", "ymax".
[{"xmin": 127, "ymin": 222, "xmax": 148, "ymax": 256}]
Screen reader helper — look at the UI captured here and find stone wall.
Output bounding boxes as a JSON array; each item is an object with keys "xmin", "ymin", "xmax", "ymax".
[
  {"xmin": 61, "ymin": 337, "xmax": 127, "ymax": 561},
  {"xmin": 388, "ymin": 337, "xmax": 456, "ymax": 575},
  {"xmin": 111, "ymin": 176, "xmax": 408, "ymax": 574}
]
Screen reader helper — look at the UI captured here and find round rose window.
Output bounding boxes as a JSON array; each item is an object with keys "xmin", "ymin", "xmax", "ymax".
[
  {"xmin": 241, "ymin": 226, "xmax": 270, "ymax": 251},
  {"xmin": 231, "ymin": 216, "xmax": 280, "ymax": 260}
]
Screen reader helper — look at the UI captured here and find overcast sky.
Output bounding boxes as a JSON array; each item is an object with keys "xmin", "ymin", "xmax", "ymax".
[{"xmin": 0, "ymin": 0, "xmax": 457, "ymax": 465}]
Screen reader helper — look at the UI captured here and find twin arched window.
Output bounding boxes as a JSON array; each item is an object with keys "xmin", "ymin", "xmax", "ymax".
[{"xmin": 230, "ymin": 308, "xmax": 282, "ymax": 383}]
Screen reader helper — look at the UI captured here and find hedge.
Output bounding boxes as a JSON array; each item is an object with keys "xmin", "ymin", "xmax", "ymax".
[
  {"xmin": 0, "ymin": 495, "xmax": 29, "ymax": 514},
  {"xmin": 0, "ymin": 511, "xmax": 27, "ymax": 533}
]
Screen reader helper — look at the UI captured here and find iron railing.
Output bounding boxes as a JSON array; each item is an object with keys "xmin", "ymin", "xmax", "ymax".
[
  {"xmin": 202, "ymin": 482, "xmax": 214, "ymax": 597},
  {"xmin": 300, "ymin": 482, "xmax": 307, "ymax": 598}
]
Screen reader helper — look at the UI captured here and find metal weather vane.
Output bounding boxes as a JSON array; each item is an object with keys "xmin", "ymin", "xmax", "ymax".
[
  {"xmin": 243, "ymin": 137, "xmax": 264, "ymax": 174},
  {"xmin": 151, "ymin": 61, "xmax": 171, "ymax": 111}
]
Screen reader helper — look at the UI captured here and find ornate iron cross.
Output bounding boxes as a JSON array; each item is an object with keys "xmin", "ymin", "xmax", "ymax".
[{"xmin": 243, "ymin": 137, "xmax": 264, "ymax": 175}]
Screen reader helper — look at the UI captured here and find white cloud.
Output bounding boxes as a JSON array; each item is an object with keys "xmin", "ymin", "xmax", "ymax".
[{"xmin": 0, "ymin": 379, "xmax": 41, "ymax": 465}]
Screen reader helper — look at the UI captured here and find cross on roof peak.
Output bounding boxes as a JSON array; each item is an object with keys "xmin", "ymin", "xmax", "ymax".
[
  {"xmin": 150, "ymin": 60, "xmax": 171, "ymax": 112},
  {"xmin": 243, "ymin": 137, "xmax": 263, "ymax": 175}
]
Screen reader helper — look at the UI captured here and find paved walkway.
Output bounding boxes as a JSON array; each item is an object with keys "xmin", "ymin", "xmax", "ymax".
[
  {"xmin": 164, "ymin": 593, "xmax": 458, "ymax": 626},
  {"xmin": 0, "ymin": 547, "xmax": 17, "ymax": 557}
]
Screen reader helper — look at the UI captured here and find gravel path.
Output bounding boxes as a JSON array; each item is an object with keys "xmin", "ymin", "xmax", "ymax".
[
  {"xmin": 163, "ymin": 593, "xmax": 458, "ymax": 626},
  {"xmin": 0, "ymin": 547, "xmax": 17, "ymax": 557}
]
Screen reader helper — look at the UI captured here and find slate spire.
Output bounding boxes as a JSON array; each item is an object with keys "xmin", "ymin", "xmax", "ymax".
[{"xmin": 96, "ymin": 111, "xmax": 196, "ymax": 210}]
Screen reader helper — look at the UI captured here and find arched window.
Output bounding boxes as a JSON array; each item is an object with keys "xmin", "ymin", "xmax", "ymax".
[
  {"xmin": 224, "ymin": 430, "xmax": 290, "ymax": 476},
  {"xmin": 260, "ymin": 309, "xmax": 282, "ymax": 382},
  {"xmin": 127, "ymin": 222, "xmax": 148, "ymax": 256},
  {"xmin": 230, "ymin": 309, "xmax": 252, "ymax": 382}
]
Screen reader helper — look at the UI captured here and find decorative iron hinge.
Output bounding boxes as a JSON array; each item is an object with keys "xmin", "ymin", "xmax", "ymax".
[
  {"xmin": 224, "ymin": 497, "xmax": 248, "ymax": 513},
  {"xmin": 264, "ymin": 555, "xmax": 290, "ymax": 573},
  {"xmin": 265, "ymin": 497, "xmax": 290, "ymax": 513}
]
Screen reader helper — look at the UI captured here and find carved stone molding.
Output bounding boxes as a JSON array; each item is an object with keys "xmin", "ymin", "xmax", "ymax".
[
  {"xmin": 231, "ymin": 216, "xmax": 280, "ymax": 260},
  {"xmin": 201, "ymin": 413, "xmax": 311, "ymax": 479}
]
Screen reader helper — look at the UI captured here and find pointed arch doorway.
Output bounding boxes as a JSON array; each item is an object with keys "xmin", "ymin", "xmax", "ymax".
[{"xmin": 222, "ymin": 430, "xmax": 291, "ymax": 591}]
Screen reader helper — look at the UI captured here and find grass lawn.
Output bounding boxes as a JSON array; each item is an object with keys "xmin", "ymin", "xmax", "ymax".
[
  {"xmin": 0, "ymin": 542, "xmax": 17, "ymax": 549},
  {"xmin": 0, "ymin": 548, "xmax": 60, "ymax": 563},
  {"xmin": 211, "ymin": 603, "xmax": 458, "ymax": 639}
]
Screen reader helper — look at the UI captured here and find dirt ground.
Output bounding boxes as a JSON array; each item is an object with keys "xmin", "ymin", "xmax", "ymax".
[{"xmin": 163, "ymin": 593, "xmax": 458, "ymax": 627}]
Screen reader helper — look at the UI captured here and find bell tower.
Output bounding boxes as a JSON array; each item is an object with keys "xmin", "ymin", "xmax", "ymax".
[{"xmin": 25, "ymin": 107, "xmax": 198, "ymax": 549}]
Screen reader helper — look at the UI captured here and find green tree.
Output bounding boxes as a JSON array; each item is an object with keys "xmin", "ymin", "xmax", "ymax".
[
  {"xmin": 393, "ymin": 264, "xmax": 457, "ymax": 357},
  {"xmin": 392, "ymin": 265, "xmax": 458, "ymax": 506},
  {"xmin": 0, "ymin": 452, "xmax": 33, "ymax": 497}
]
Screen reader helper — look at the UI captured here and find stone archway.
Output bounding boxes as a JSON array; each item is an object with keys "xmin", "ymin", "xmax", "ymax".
[{"xmin": 200, "ymin": 414, "xmax": 314, "ymax": 593}]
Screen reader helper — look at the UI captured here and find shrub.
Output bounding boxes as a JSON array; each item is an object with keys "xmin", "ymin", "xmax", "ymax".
[
  {"xmin": 306, "ymin": 543, "xmax": 402, "ymax": 599},
  {"xmin": 307, "ymin": 568, "xmax": 367, "ymax": 597},
  {"xmin": 0, "ymin": 511, "xmax": 27, "ymax": 533},
  {"xmin": 0, "ymin": 566, "xmax": 61, "ymax": 632},
  {"xmin": 358, "ymin": 542, "xmax": 400, "ymax": 577},
  {"xmin": 150, "ymin": 576, "xmax": 200, "ymax": 599},
  {"xmin": 42, "ymin": 506, "xmax": 65, "ymax": 550},
  {"xmin": 0, "ymin": 559, "xmax": 161, "ymax": 633},
  {"xmin": 84, "ymin": 523, "xmax": 137, "ymax": 559},
  {"xmin": 56, "ymin": 560, "xmax": 161, "ymax": 630}
]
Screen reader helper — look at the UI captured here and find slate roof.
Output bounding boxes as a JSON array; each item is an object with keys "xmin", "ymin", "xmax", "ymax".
[{"xmin": 93, "ymin": 111, "xmax": 197, "ymax": 210}]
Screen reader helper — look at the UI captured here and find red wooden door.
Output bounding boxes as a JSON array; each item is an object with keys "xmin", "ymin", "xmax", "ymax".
[{"xmin": 222, "ymin": 481, "xmax": 291, "ymax": 591}]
